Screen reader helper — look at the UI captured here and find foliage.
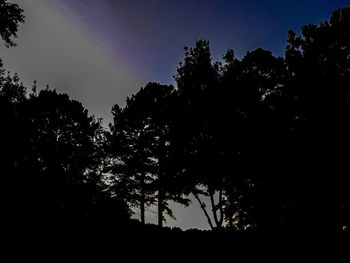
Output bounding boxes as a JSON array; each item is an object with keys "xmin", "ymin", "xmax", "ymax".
[
  {"xmin": 0, "ymin": 0, "xmax": 25, "ymax": 47},
  {"xmin": 107, "ymin": 82, "xmax": 190, "ymax": 225}
]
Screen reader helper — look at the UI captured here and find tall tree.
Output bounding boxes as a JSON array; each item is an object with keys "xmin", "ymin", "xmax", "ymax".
[
  {"xmin": 174, "ymin": 40, "xmax": 291, "ymax": 231},
  {"xmin": 107, "ymin": 101, "xmax": 155, "ymax": 225},
  {"xmin": 284, "ymin": 6, "xmax": 350, "ymax": 231},
  {"xmin": 13, "ymin": 88, "xmax": 107, "ymax": 225},
  {"xmin": 220, "ymin": 48, "xmax": 290, "ymax": 231},
  {"xmin": 108, "ymin": 82, "xmax": 189, "ymax": 226},
  {"xmin": 174, "ymin": 40, "xmax": 227, "ymax": 229},
  {"xmin": 0, "ymin": 70, "xmax": 28, "ymax": 224}
]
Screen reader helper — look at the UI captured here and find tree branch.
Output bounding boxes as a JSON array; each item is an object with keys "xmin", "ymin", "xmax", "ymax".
[
  {"xmin": 194, "ymin": 193, "xmax": 214, "ymax": 230},
  {"xmin": 209, "ymin": 189, "xmax": 221, "ymax": 228}
]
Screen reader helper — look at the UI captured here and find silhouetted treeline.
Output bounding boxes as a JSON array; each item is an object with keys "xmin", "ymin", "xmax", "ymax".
[{"xmin": 1, "ymin": 0, "xmax": 349, "ymax": 236}]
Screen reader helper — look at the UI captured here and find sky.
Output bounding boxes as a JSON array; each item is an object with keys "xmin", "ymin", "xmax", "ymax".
[{"xmin": 1, "ymin": 0, "xmax": 349, "ymax": 230}]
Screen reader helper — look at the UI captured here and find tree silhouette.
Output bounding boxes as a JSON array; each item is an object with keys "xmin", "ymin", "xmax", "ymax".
[
  {"xmin": 12, "ymin": 88, "xmax": 113, "ymax": 226},
  {"xmin": 283, "ymin": 6, "xmax": 350, "ymax": 231},
  {"xmin": 107, "ymin": 82, "xmax": 190, "ymax": 226},
  {"xmin": 0, "ymin": 70, "xmax": 28, "ymax": 226},
  {"xmin": 174, "ymin": 40, "xmax": 229, "ymax": 229},
  {"xmin": 217, "ymin": 48, "xmax": 289, "ymax": 230},
  {"xmin": 107, "ymin": 100, "xmax": 156, "ymax": 225},
  {"xmin": 0, "ymin": 77, "xmax": 131, "ymax": 231},
  {"xmin": 0, "ymin": 0, "xmax": 25, "ymax": 47}
]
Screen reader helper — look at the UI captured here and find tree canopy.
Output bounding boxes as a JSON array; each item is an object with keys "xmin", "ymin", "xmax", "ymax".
[{"xmin": 1, "ymin": 1, "xmax": 349, "ymax": 236}]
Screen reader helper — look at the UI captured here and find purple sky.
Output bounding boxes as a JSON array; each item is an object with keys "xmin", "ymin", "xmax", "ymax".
[
  {"xmin": 53, "ymin": 0, "xmax": 350, "ymax": 85},
  {"xmin": 1, "ymin": 0, "xmax": 349, "ymax": 230}
]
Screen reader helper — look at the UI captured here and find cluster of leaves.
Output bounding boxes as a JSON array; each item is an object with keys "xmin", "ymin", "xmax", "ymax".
[{"xmin": 0, "ymin": 0, "xmax": 24, "ymax": 47}]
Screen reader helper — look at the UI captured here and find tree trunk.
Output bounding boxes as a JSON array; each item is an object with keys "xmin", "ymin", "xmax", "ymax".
[
  {"xmin": 158, "ymin": 186, "xmax": 163, "ymax": 227},
  {"xmin": 209, "ymin": 190, "xmax": 219, "ymax": 228},
  {"xmin": 209, "ymin": 189, "xmax": 224, "ymax": 229},
  {"xmin": 158, "ymin": 163, "xmax": 166, "ymax": 227},
  {"xmin": 218, "ymin": 189, "xmax": 224, "ymax": 226},
  {"xmin": 140, "ymin": 174, "xmax": 145, "ymax": 225},
  {"xmin": 228, "ymin": 213, "xmax": 233, "ymax": 228}
]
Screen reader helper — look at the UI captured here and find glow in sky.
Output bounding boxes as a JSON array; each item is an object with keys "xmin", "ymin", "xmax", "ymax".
[{"xmin": 0, "ymin": 0, "xmax": 142, "ymax": 126}]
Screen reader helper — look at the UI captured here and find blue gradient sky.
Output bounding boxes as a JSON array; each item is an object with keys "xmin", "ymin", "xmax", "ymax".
[
  {"xmin": 52, "ymin": 0, "xmax": 350, "ymax": 85},
  {"xmin": 1, "ymin": 0, "xmax": 349, "ymax": 230}
]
